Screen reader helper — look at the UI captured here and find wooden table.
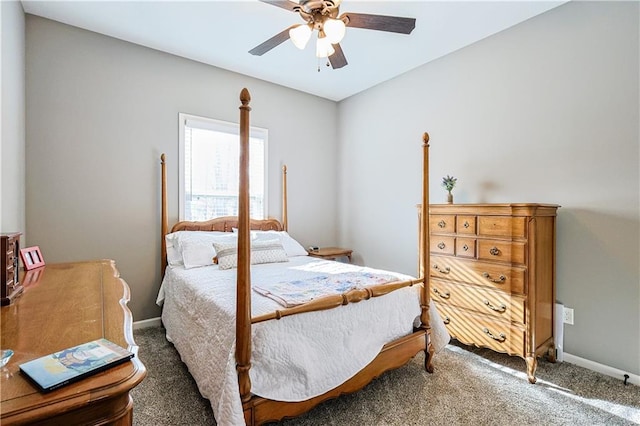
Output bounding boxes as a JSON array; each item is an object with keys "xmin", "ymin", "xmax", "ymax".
[
  {"xmin": 308, "ymin": 247, "xmax": 353, "ymax": 262},
  {"xmin": 0, "ymin": 260, "xmax": 146, "ymax": 425}
]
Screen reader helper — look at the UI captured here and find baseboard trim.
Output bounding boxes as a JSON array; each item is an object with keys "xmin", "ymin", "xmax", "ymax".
[
  {"xmin": 133, "ymin": 317, "xmax": 162, "ymax": 330},
  {"xmin": 564, "ymin": 353, "xmax": 639, "ymax": 386}
]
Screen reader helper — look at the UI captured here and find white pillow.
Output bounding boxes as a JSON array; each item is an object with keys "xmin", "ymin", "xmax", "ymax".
[
  {"xmin": 232, "ymin": 229, "xmax": 308, "ymax": 257},
  {"xmin": 181, "ymin": 241, "xmax": 217, "ymax": 269},
  {"xmin": 165, "ymin": 234, "xmax": 183, "ymax": 268},
  {"xmin": 164, "ymin": 231, "xmax": 235, "ymax": 268},
  {"xmin": 214, "ymin": 238, "xmax": 289, "ymax": 270}
]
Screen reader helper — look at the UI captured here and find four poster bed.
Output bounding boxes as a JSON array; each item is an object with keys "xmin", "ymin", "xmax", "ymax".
[{"xmin": 156, "ymin": 88, "xmax": 449, "ymax": 425}]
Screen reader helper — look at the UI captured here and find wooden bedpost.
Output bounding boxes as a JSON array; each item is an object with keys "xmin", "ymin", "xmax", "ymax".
[
  {"xmin": 282, "ymin": 165, "xmax": 288, "ymax": 232},
  {"xmin": 237, "ymin": 88, "xmax": 253, "ymax": 402},
  {"xmin": 419, "ymin": 132, "xmax": 435, "ymax": 373},
  {"xmin": 161, "ymin": 153, "xmax": 168, "ymax": 277}
]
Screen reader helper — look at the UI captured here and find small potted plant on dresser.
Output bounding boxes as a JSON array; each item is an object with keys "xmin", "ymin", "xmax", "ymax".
[{"xmin": 441, "ymin": 175, "xmax": 457, "ymax": 204}]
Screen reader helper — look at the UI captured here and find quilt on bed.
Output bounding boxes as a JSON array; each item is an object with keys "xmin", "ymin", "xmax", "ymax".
[
  {"xmin": 253, "ymin": 270, "xmax": 399, "ymax": 307},
  {"xmin": 157, "ymin": 256, "xmax": 450, "ymax": 426}
]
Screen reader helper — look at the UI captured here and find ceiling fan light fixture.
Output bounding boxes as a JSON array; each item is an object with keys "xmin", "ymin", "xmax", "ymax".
[
  {"xmin": 252, "ymin": 0, "xmax": 416, "ymax": 70},
  {"xmin": 323, "ymin": 18, "xmax": 346, "ymax": 44},
  {"xmin": 289, "ymin": 24, "xmax": 312, "ymax": 50},
  {"xmin": 315, "ymin": 34, "xmax": 335, "ymax": 58}
]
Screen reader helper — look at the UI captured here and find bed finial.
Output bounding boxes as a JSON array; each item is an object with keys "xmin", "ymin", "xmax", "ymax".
[
  {"xmin": 240, "ymin": 88, "xmax": 251, "ymax": 106},
  {"xmin": 423, "ymin": 132, "xmax": 430, "ymax": 145}
]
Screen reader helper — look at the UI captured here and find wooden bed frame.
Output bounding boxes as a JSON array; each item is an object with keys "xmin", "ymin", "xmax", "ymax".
[{"xmin": 160, "ymin": 88, "xmax": 433, "ymax": 425}]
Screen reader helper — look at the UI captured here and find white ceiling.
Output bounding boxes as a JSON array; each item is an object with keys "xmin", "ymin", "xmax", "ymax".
[{"xmin": 21, "ymin": 0, "xmax": 566, "ymax": 101}]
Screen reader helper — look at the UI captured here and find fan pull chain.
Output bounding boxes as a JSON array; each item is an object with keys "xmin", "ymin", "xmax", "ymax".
[{"xmin": 317, "ymin": 58, "xmax": 331, "ymax": 72}]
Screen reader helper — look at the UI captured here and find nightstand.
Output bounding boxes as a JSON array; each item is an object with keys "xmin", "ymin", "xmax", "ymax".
[{"xmin": 308, "ymin": 247, "xmax": 353, "ymax": 262}]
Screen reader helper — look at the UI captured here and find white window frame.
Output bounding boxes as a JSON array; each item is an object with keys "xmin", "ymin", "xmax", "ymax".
[{"xmin": 178, "ymin": 113, "xmax": 269, "ymax": 221}]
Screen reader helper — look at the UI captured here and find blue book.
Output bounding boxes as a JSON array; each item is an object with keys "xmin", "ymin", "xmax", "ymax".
[{"xmin": 19, "ymin": 338, "xmax": 134, "ymax": 392}]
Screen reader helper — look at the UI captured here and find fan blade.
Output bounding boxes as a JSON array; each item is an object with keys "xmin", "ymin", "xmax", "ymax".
[
  {"xmin": 341, "ymin": 12, "xmax": 416, "ymax": 34},
  {"xmin": 258, "ymin": 0, "xmax": 300, "ymax": 12},
  {"xmin": 329, "ymin": 43, "xmax": 348, "ymax": 69},
  {"xmin": 249, "ymin": 26, "xmax": 296, "ymax": 56}
]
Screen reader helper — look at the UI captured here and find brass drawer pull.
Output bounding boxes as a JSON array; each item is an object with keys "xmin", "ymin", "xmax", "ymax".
[
  {"xmin": 437, "ymin": 242, "xmax": 446, "ymax": 250},
  {"xmin": 483, "ymin": 299, "xmax": 507, "ymax": 313},
  {"xmin": 482, "ymin": 272, "xmax": 506, "ymax": 283},
  {"xmin": 438, "ymin": 220, "xmax": 446, "ymax": 228},
  {"xmin": 433, "ymin": 264, "xmax": 450, "ymax": 274},
  {"xmin": 463, "ymin": 221, "xmax": 470, "ymax": 228},
  {"xmin": 433, "ymin": 288, "xmax": 450, "ymax": 299},
  {"xmin": 443, "ymin": 316, "xmax": 450, "ymax": 325},
  {"xmin": 483, "ymin": 327, "xmax": 506, "ymax": 342},
  {"xmin": 489, "ymin": 246, "xmax": 501, "ymax": 256},
  {"xmin": 462, "ymin": 244, "xmax": 469, "ymax": 251}
]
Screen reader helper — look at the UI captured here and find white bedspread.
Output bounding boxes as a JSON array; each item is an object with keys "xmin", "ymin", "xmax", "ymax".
[{"xmin": 157, "ymin": 257, "xmax": 450, "ymax": 426}]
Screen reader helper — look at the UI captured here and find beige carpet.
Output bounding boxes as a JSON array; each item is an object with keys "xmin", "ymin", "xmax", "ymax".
[{"xmin": 131, "ymin": 326, "xmax": 639, "ymax": 425}]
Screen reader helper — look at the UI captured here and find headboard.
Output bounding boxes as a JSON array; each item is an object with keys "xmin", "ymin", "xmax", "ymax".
[{"xmin": 170, "ymin": 217, "xmax": 283, "ymax": 233}]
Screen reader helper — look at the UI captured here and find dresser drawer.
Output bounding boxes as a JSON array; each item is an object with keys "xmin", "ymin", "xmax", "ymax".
[
  {"xmin": 430, "ymin": 215, "xmax": 456, "ymax": 234},
  {"xmin": 4, "ymin": 268, "xmax": 15, "ymax": 286},
  {"xmin": 436, "ymin": 303, "xmax": 526, "ymax": 356},
  {"xmin": 6, "ymin": 238, "xmax": 17, "ymax": 253},
  {"xmin": 455, "ymin": 237, "xmax": 476, "ymax": 258},
  {"xmin": 8, "ymin": 249, "xmax": 17, "ymax": 265},
  {"xmin": 430, "ymin": 236, "xmax": 455, "ymax": 255},
  {"xmin": 456, "ymin": 215, "xmax": 476, "ymax": 234},
  {"xmin": 477, "ymin": 240, "xmax": 526, "ymax": 265},
  {"xmin": 477, "ymin": 216, "xmax": 526, "ymax": 238},
  {"xmin": 430, "ymin": 255, "xmax": 525, "ymax": 294},
  {"xmin": 431, "ymin": 278, "xmax": 525, "ymax": 324}
]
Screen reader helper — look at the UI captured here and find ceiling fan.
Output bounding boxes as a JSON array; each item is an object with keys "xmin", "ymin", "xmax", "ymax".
[{"xmin": 249, "ymin": 0, "xmax": 416, "ymax": 70}]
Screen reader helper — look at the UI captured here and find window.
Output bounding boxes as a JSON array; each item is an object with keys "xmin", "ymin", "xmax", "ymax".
[{"xmin": 179, "ymin": 113, "xmax": 267, "ymax": 221}]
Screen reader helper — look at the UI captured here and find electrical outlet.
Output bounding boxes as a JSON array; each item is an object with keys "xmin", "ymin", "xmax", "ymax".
[{"xmin": 563, "ymin": 307, "xmax": 574, "ymax": 325}]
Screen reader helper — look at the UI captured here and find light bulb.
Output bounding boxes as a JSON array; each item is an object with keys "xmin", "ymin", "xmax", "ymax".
[
  {"xmin": 289, "ymin": 24, "xmax": 312, "ymax": 50},
  {"xmin": 316, "ymin": 36, "xmax": 335, "ymax": 58},
  {"xmin": 323, "ymin": 18, "xmax": 346, "ymax": 44}
]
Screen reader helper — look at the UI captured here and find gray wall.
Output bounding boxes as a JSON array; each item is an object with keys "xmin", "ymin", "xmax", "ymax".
[
  {"xmin": 1, "ymin": 0, "xmax": 26, "ymax": 234},
  {"xmin": 25, "ymin": 16, "xmax": 339, "ymax": 321},
  {"xmin": 338, "ymin": 1, "xmax": 639, "ymax": 375}
]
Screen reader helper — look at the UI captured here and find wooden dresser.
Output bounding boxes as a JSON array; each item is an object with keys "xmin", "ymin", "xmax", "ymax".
[
  {"xmin": 0, "ymin": 260, "xmax": 146, "ymax": 424},
  {"xmin": 428, "ymin": 204, "xmax": 559, "ymax": 383}
]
